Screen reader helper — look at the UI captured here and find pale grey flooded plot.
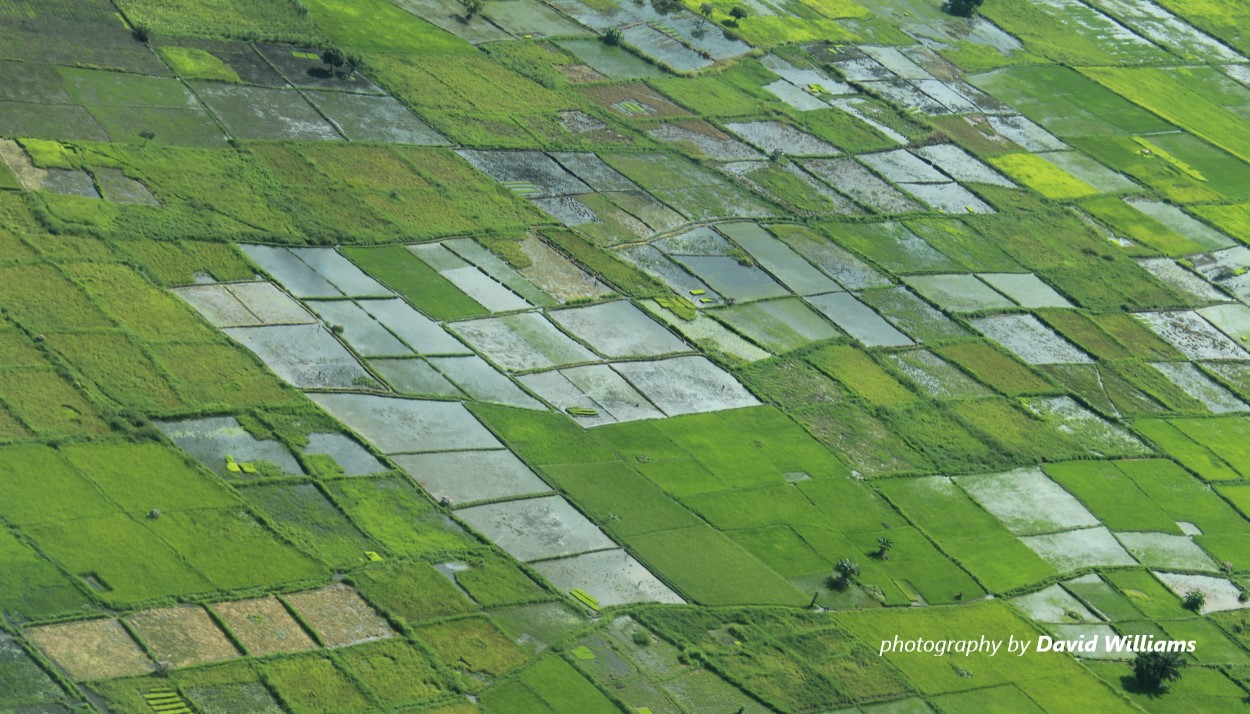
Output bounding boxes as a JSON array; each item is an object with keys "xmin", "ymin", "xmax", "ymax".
[
  {"xmin": 442, "ymin": 238, "xmax": 552, "ymax": 306},
  {"xmin": 289, "ymin": 248, "xmax": 390, "ymax": 296},
  {"xmin": 175, "ymin": 284, "xmax": 265, "ymax": 328},
  {"xmin": 886, "ymin": 350, "xmax": 990, "ymax": 398},
  {"xmin": 859, "ymin": 149, "xmax": 949, "ymax": 184},
  {"xmin": 859, "ymin": 286, "xmax": 969, "ymax": 342},
  {"xmin": 1149, "ymin": 361, "xmax": 1247, "ymax": 413},
  {"xmin": 456, "ymin": 495, "xmax": 617, "ymax": 561},
  {"xmin": 775, "ymin": 228, "xmax": 891, "ymax": 289},
  {"xmin": 549, "ymin": 300, "xmax": 688, "ymax": 358},
  {"xmin": 897, "ymin": 181, "xmax": 993, "ymax": 214},
  {"xmin": 641, "ymin": 300, "xmax": 771, "ymax": 362},
  {"xmin": 223, "ymin": 323, "xmax": 376, "ymax": 388},
  {"xmin": 1115, "ymin": 532, "xmax": 1219, "ymax": 571},
  {"xmin": 1154, "ymin": 572, "xmax": 1249, "ymax": 612},
  {"xmin": 358, "ymin": 298, "xmax": 469, "ymax": 355},
  {"xmin": 241, "ymin": 244, "xmax": 342, "ymax": 298},
  {"xmin": 533, "ymin": 549, "xmax": 685, "ymax": 606},
  {"xmin": 394, "ymin": 450, "xmax": 551, "ymax": 505},
  {"xmin": 308, "ymin": 300, "xmax": 413, "ymax": 356},
  {"xmin": 1035, "ymin": 151, "xmax": 1138, "ymax": 193},
  {"xmin": 1021, "ymin": 527, "xmax": 1136, "ymax": 571},
  {"xmin": 427, "ymin": 355, "xmax": 545, "ymax": 409},
  {"xmin": 1127, "ymin": 198, "xmax": 1236, "ymax": 250},
  {"xmin": 519, "ymin": 370, "xmax": 619, "ymax": 427},
  {"xmin": 1136, "ymin": 258, "xmax": 1226, "ymax": 303},
  {"xmin": 970, "ymin": 314, "xmax": 1091, "ymax": 364},
  {"xmin": 802, "ymin": 158, "xmax": 921, "ymax": 213},
  {"xmin": 954, "ymin": 468, "xmax": 1100, "ymax": 535},
  {"xmin": 449, "ymin": 312, "xmax": 598, "ymax": 371},
  {"xmin": 723, "ymin": 121, "xmax": 840, "ymax": 156},
  {"xmin": 1010, "ymin": 583, "xmax": 1101, "ymax": 623},
  {"xmin": 1135, "ymin": 310, "xmax": 1249, "ymax": 360},
  {"xmin": 612, "ymin": 356, "xmax": 759, "ymax": 416},
  {"xmin": 913, "ymin": 144, "xmax": 1015, "ymax": 186},
  {"xmin": 370, "ymin": 358, "xmax": 463, "ymax": 398},
  {"xmin": 517, "ymin": 236, "xmax": 615, "ymax": 302},
  {"xmin": 673, "ymin": 256, "xmax": 790, "ymax": 302},
  {"xmin": 1023, "ymin": 396, "xmax": 1149, "ymax": 455},
  {"xmin": 560, "ymin": 364, "xmax": 666, "ymax": 422},
  {"xmin": 977, "ymin": 272, "xmax": 1072, "ymax": 308},
  {"xmin": 904, "ymin": 274, "xmax": 1014, "ymax": 312},
  {"xmin": 618, "ymin": 245, "xmax": 722, "ymax": 304},
  {"xmin": 309, "ymin": 393, "xmax": 502, "ymax": 454}
]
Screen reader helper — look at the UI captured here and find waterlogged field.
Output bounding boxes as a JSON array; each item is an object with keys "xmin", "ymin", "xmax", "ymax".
[{"xmin": 4, "ymin": 0, "xmax": 1250, "ymax": 711}]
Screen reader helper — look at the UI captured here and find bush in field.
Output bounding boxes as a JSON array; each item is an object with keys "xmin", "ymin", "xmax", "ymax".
[
  {"xmin": 831, "ymin": 559, "xmax": 860, "ymax": 590},
  {"xmin": 462, "ymin": 0, "xmax": 484, "ymax": 21},
  {"xmin": 1132, "ymin": 651, "xmax": 1184, "ymax": 692},
  {"xmin": 602, "ymin": 27, "xmax": 623, "ymax": 45},
  {"xmin": 321, "ymin": 48, "xmax": 347, "ymax": 77},
  {"xmin": 942, "ymin": 0, "xmax": 983, "ymax": 17}
]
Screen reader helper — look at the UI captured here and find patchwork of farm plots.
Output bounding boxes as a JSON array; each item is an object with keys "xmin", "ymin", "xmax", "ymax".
[{"xmin": 9, "ymin": 0, "xmax": 1250, "ymax": 711}]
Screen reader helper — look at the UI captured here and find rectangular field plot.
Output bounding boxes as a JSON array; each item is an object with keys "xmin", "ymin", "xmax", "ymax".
[
  {"xmin": 191, "ymin": 83, "xmax": 341, "ymax": 140},
  {"xmin": 158, "ymin": 415, "xmax": 304, "ymax": 478},
  {"xmin": 806, "ymin": 292, "xmax": 914, "ymax": 347},
  {"xmin": 803, "ymin": 158, "xmax": 921, "ymax": 213},
  {"xmin": 223, "ymin": 323, "xmax": 376, "ymax": 389},
  {"xmin": 409, "ymin": 243, "xmax": 532, "ymax": 312},
  {"xmin": 449, "ymin": 312, "xmax": 597, "ymax": 371},
  {"xmin": 457, "ymin": 495, "xmax": 616, "ymax": 561},
  {"xmin": 549, "ymin": 300, "xmax": 688, "ymax": 358},
  {"xmin": 358, "ymin": 299, "xmax": 468, "ymax": 355},
  {"xmin": 904, "ymin": 273, "xmax": 1014, "ymax": 312},
  {"xmin": 26, "ymin": 619, "xmax": 154, "ymax": 681},
  {"xmin": 307, "ymin": 300, "xmax": 412, "ymax": 356},
  {"xmin": 712, "ymin": 297, "xmax": 841, "ymax": 353},
  {"xmin": 970, "ymin": 314, "xmax": 1092, "ymax": 364},
  {"xmin": 859, "ymin": 287, "xmax": 968, "ymax": 342},
  {"xmin": 533, "ymin": 549, "xmax": 683, "ymax": 606},
  {"xmin": 977, "ymin": 272, "xmax": 1072, "ymax": 308},
  {"xmin": 1151, "ymin": 361, "xmax": 1247, "ymax": 413},
  {"xmin": 175, "ymin": 282, "xmax": 314, "ymax": 327},
  {"xmin": 1135, "ymin": 310, "xmax": 1249, "ymax": 360},
  {"xmin": 672, "ymin": 255, "xmax": 791, "ymax": 302},
  {"xmin": 285, "ymin": 584, "xmax": 396, "ymax": 647},
  {"xmin": 443, "ymin": 237, "xmax": 553, "ymax": 306},
  {"xmin": 771, "ymin": 224, "xmax": 891, "ymax": 289},
  {"xmin": 879, "ymin": 476, "xmax": 1057, "ymax": 592},
  {"xmin": 211, "ymin": 596, "xmax": 318, "ymax": 656},
  {"xmin": 126, "ymin": 605, "xmax": 239, "ymax": 668},
  {"xmin": 310, "ymin": 393, "xmax": 502, "ymax": 453},
  {"xmin": 395, "ymin": 450, "xmax": 551, "ymax": 505},
  {"xmin": 718, "ymin": 221, "xmax": 842, "ymax": 296},
  {"xmin": 305, "ymin": 90, "xmax": 449, "ymax": 144},
  {"xmin": 611, "ymin": 357, "xmax": 759, "ymax": 417},
  {"xmin": 0, "ymin": 632, "xmax": 65, "ymax": 708},
  {"xmin": 241, "ymin": 245, "xmax": 343, "ymax": 298},
  {"xmin": 1021, "ymin": 527, "xmax": 1136, "ymax": 571},
  {"xmin": 301, "ymin": 432, "xmax": 387, "ymax": 476},
  {"xmin": 427, "ymin": 355, "xmax": 545, "ymax": 408},
  {"xmin": 521, "ymin": 366, "xmax": 665, "ymax": 426},
  {"xmin": 954, "ymin": 468, "xmax": 1099, "ymax": 535}
]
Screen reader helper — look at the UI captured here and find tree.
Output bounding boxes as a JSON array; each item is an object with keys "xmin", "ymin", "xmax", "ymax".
[
  {"xmin": 1132, "ymin": 651, "xmax": 1185, "ymax": 692},
  {"xmin": 138, "ymin": 129, "xmax": 156, "ymax": 147},
  {"xmin": 1183, "ymin": 589, "xmax": 1206, "ymax": 612},
  {"xmin": 700, "ymin": 2, "xmax": 714, "ymax": 16},
  {"xmin": 462, "ymin": 0, "xmax": 484, "ymax": 21},
  {"xmin": 321, "ymin": 48, "xmax": 347, "ymax": 77},
  {"xmin": 602, "ymin": 27, "xmax": 624, "ymax": 45},
  {"xmin": 875, "ymin": 536, "xmax": 894, "ymax": 560},
  {"xmin": 832, "ymin": 558, "xmax": 860, "ymax": 589},
  {"xmin": 941, "ymin": 0, "xmax": 983, "ymax": 17},
  {"xmin": 729, "ymin": 5, "xmax": 748, "ymax": 20}
]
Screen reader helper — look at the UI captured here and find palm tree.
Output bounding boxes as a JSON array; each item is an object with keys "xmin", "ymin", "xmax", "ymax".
[
  {"xmin": 1183, "ymin": 589, "xmax": 1206, "ymax": 612},
  {"xmin": 875, "ymin": 536, "xmax": 894, "ymax": 560},
  {"xmin": 1133, "ymin": 651, "xmax": 1185, "ymax": 691}
]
